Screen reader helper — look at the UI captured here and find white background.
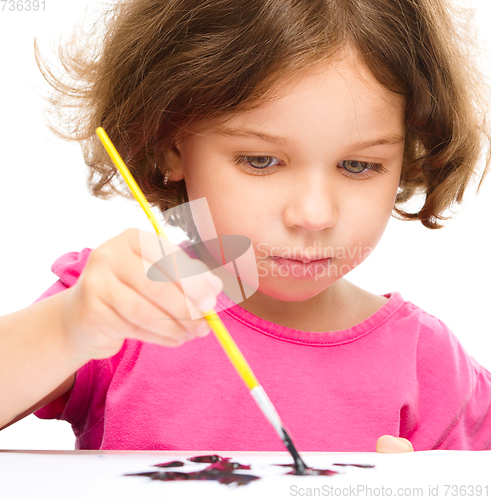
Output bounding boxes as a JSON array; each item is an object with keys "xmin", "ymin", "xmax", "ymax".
[{"xmin": 0, "ymin": 0, "xmax": 491, "ymax": 450}]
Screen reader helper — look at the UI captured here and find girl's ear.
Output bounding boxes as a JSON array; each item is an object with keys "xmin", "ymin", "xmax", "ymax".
[{"xmin": 156, "ymin": 143, "xmax": 185, "ymax": 183}]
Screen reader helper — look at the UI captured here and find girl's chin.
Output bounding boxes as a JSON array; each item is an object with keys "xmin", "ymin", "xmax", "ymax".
[{"xmin": 254, "ymin": 280, "xmax": 332, "ymax": 302}]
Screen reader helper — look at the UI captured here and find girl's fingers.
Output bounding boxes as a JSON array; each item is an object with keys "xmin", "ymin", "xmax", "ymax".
[
  {"xmin": 375, "ymin": 435, "xmax": 414, "ymax": 453},
  {"xmin": 119, "ymin": 233, "xmax": 221, "ymax": 332},
  {"xmin": 118, "ymin": 260, "xmax": 217, "ymax": 337},
  {"xmin": 101, "ymin": 300, "xmax": 188, "ymax": 348},
  {"xmin": 102, "ymin": 272, "xmax": 196, "ymax": 343},
  {"xmin": 128, "ymin": 228, "xmax": 223, "ymax": 315},
  {"xmin": 78, "ymin": 229, "xmax": 221, "ymax": 352}
]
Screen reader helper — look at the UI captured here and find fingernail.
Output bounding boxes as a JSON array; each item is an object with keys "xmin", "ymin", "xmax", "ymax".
[
  {"xmin": 205, "ymin": 273, "xmax": 223, "ymax": 295},
  {"xmin": 199, "ymin": 295, "xmax": 216, "ymax": 313}
]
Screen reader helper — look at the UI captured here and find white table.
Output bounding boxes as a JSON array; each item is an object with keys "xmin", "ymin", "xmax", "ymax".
[{"xmin": 1, "ymin": 449, "xmax": 490, "ymax": 499}]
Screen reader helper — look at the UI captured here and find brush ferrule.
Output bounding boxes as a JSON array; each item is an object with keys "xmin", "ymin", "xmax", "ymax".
[{"xmin": 250, "ymin": 385, "xmax": 285, "ymax": 439}]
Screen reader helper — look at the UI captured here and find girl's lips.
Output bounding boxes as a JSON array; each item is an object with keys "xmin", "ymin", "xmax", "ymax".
[
  {"xmin": 271, "ymin": 255, "xmax": 329, "ymax": 264},
  {"xmin": 270, "ymin": 256, "xmax": 332, "ymax": 279}
]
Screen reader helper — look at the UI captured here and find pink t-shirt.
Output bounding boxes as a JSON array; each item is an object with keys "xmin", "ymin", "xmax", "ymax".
[{"xmin": 34, "ymin": 248, "xmax": 491, "ymax": 451}]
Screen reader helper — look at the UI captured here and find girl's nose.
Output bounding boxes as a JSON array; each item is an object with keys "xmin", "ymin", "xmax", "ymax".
[{"xmin": 282, "ymin": 171, "xmax": 338, "ymax": 232}]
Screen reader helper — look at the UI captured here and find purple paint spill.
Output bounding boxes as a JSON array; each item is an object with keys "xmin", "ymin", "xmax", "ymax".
[
  {"xmin": 125, "ymin": 455, "xmax": 258, "ymax": 486},
  {"xmin": 188, "ymin": 454, "xmax": 222, "ymax": 463},
  {"xmin": 124, "ymin": 454, "xmax": 376, "ymax": 486},
  {"xmin": 154, "ymin": 460, "xmax": 185, "ymax": 468}
]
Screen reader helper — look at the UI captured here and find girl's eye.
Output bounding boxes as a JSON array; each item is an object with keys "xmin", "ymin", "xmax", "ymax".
[
  {"xmin": 234, "ymin": 155, "xmax": 280, "ymax": 174},
  {"xmin": 233, "ymin": 156, "xmax": 387, "ymax": 178},
  {"xmin": 338, "ymin": 160, "xmax": 387, "ymax": 178}
]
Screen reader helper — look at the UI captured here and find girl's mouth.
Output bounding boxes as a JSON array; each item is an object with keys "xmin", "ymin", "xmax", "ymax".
[{"xmin": 270, "ymin": 256, "xmax": 332, "ymax": 279}]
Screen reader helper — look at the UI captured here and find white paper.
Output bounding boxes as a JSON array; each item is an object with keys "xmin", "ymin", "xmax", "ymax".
[{"xmin": 1, "ymin": 450, "xmax": 490, "ymax": 500}]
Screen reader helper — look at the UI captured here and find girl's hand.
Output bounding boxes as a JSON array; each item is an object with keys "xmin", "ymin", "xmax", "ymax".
[
  {"xmin": 60, "ymin": 228, "xmax": 223, "ymax": 360},
  {"xmin": 376, "ymin": 435, "xmax": 414, "ymax": 453}
]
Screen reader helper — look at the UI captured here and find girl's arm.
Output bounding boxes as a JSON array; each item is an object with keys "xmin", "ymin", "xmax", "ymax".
[
  {"xmin": 0, "ymin": 374, "xmax": 75, "ymax": 431},
  {"xmin": 0, "ymin": 289, "xmax": 87, "ymax": 430},
  {"xmin": 0, "ymin": 229, "xmax": 222, "ymax": 431}
]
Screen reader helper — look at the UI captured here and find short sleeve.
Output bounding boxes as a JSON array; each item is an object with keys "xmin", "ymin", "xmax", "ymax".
[
  {"xmin": 33, "ymin": 248, "xmax": 93, "ymax": 303},
  {"xmin": 32, "ymin": 249, "xmax": 96, "ymax": 436},
  {"xmin": 34, "ymin": 360, "xmax": 94, "ymax": 436},
  {"xmin": 400, "ymin": 312, "xmax": 491, "ymax": 450}
]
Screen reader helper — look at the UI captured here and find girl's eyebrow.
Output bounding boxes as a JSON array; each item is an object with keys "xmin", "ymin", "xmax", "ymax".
[
  {"xmin": 214, "ymin": 126, "xmax": 292, "ymax": 146},
  {"xmin": 351, "ymin": 134, "xmax": 405, "ymax": 151},
  {"xmin": 214, "ymin": 126, "xmax": 404, "ymax": 150}
]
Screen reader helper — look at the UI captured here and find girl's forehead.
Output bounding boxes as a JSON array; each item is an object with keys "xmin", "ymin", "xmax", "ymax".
[
  {"xmin": 205, "ymin": 51, "xmax": 404, "ymax": 132},
  {"xmin": 278, "ymin": 48, "xmax": 400, "ymax": 101},
  {"xmin": 178, "ymin": 47, "xmax": 405, "ymax": 146}
]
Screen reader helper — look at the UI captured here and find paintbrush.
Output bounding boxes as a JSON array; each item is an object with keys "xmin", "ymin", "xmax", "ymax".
[{"xmin": 95, "ymin": 127, "xmax": 307, "ymax": 474}]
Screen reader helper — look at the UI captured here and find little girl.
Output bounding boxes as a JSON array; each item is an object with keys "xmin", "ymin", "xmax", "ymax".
[{"xmin": 1, "ymin": 0, "xmax": 491, "ymax": 453}]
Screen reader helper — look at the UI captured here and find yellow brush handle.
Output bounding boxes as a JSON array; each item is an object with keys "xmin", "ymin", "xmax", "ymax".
[
  {"xmin": 95, "ymin": 128, "xmax": 165, "ymax": 238},
  {"xmin": 95, "ymin": 127, "xmax": 260, "ymax": 391},
  {"xmin": 203, "ymin": 310, "xmax": 259, "ymax": 389}
]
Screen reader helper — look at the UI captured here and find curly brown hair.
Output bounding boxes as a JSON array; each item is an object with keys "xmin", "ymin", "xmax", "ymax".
[{"xmin": 35, "ymin": 0, "xmax": 491, "ymax": 231}]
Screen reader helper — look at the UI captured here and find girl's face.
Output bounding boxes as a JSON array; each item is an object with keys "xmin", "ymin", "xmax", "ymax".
[{"xmin": 169, "ymin": 49, "xmax": 405, "ymax": 318}]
